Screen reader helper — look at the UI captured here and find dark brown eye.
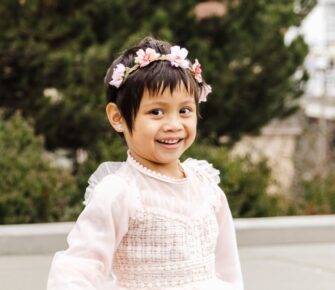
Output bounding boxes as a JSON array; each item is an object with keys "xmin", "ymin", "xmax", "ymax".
[
  {"xmin": 151, "ymin": 109, "xmax": 163, "ymax": 116},
  {"xmin": 180, "ymin": 107, "xmax": 192, "ymax": 114}
]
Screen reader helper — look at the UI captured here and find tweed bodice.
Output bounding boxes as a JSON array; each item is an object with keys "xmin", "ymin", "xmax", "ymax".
[{"xmin": 113, "ymin": 207, "xmax": 219, "ymax": 289}]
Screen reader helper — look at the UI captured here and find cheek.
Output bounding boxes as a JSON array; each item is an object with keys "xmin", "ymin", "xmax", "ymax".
[
  {"xmin": 132, "ymin": 117, "xmax": 158, "ymax": 138},
  {"xmin": 186, "ymin": 117, "xmax": 197, "ymax": 138},
  {"xmin": 189, "ymin": 116, "xmax": 198, "ymax": 129}
]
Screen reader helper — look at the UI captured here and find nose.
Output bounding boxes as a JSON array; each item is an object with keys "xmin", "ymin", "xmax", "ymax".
[{"xmin": 162, "ymin": 115, "xmax": 183, "ymax": 131}]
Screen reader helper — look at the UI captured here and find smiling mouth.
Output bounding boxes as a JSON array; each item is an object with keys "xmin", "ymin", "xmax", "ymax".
[{"xmin": 156, "ymin": 138, "xmax": 183, "ymax": 145}]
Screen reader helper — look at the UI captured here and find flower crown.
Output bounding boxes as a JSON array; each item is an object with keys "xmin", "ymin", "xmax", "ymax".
[{"xmin": 109, "ymin": 46, "xmax": 212, "ymax": 103}]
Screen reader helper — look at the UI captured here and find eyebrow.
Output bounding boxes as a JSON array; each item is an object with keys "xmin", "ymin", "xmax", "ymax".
[{"xmin": 142, "ymin": 99, "xmax": 196, "ymax": 109}]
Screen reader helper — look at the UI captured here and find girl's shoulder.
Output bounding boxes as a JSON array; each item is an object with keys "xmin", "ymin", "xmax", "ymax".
[
  {"xmin": 182, "ymin": 158, "xmax": 220, "ymax": 185},
  {"xmin": 83, "ymin": 161, "xmax": 128, "ymax": 205}
]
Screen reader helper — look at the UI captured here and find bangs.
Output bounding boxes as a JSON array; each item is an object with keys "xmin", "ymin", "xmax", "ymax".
[{"xmin": 129, "ymin": 61, "xmax": 199, "ymax": 100}]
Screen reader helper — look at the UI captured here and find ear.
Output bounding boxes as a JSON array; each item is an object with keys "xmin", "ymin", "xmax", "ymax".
[{"xmin": 106, "ymin": 103, "xmax": 125, "ymax": 132}]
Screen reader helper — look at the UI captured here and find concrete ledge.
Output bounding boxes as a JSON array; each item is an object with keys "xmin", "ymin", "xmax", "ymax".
[
  {"xmin": 0, "ymin": 222, "xmax": 73, "ymax": 255},
  {"xmin": 0, "ymin": 215, "xmax": 335, "ymax": 255},
  {"xmin": 235, "ymin": 214, "xmax": 335, "ymax": 246}
]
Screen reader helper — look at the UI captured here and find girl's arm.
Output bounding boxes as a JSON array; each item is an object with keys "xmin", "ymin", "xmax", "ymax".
[
  {"xmin": 215, "ymin": 187, "xmax": 244, "ymax": 290},
  {"xmin": 47, "ymin": 175, "xmax": 130, "ymax": 290}
]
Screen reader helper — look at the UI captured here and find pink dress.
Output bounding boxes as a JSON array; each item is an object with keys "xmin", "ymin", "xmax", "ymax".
[{"xmin": 47, "ymin": 153, "xmax": 244, "ymax": 290}]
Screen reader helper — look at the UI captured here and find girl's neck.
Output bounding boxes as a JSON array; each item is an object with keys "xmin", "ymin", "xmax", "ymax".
[{"xmin": 128, "ymin": 151, "xmax": 185, "ymax": 179}]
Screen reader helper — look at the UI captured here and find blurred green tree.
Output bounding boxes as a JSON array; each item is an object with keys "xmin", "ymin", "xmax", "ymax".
[
  {"xmin": 0, "ymin": 0, "xmax": 316, "ymax": 152},
  {"xmin": 0, "ymin": 113, "xmax": 78, "ymax": 224},
  {"xmin": 183, "ymin": 142, "xmax": 289, "ymax": 217},
  {"xmin": 0, "ymin": 0, "xmax": 109, "ymax": 153}
]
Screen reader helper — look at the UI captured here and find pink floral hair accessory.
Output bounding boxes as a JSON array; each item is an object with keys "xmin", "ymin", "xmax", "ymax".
[
  {"xmin": 166, "ymin": 46, "xmax": 189, "ymax": 68},
  {"xmin": 199, "ymin": 84, "xmax": 212, "ymax": 103},
  {"xmin": 109, "ymin": 45, "xmax": 212, "ymax": 102},
  {"xmin": 109, "ymin": 64, "xmax": 126, "ymax": 88},
  {"xmin": 192, "ymin": 59, "xmax": 203, "ymax": 83},
  {"xmin": 135, "ymin": 48, "xmax": 161, "ymax": 67}
]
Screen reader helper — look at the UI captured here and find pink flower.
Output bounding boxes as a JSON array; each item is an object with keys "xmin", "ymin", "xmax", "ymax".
[
  {"xmin": 134, "ymin": 48, "xmax": 160, "ymax": 67},
  {"xmin": 109, "ymin": 64, "xmax": 126, "ymax": 88},
  {"xmin": 167, "ymin": 46, "xmax": 189, "ymax": 68},
  {"xmin": 199, "ymin": 84, "xmax": 212, "ymax": 103},
  {"xmin": 192, "ymin": 59, "xmax": 203, "ymax": 83}
]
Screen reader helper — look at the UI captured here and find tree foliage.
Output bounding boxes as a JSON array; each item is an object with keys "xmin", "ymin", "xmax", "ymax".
[
  {"xmin": 0, "ymin": 113, "xmax": 77, "ymax": 224},
  {"xmin": 183, "ymin": 142, "xmax": 287, "ymax": 217},
  {"xmin": 0, "ymin": 0, "xmax": 316, "ymax": 151}
]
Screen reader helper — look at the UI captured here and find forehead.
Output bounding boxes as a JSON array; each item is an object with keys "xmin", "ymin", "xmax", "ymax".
[{"xmin": 142, "ymin": 83, "xmax": 196, "ymax": 104}]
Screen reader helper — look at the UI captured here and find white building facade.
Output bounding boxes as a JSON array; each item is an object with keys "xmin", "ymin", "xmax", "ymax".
[{"xmin": 302, "ymin": 0, "xmax": 335, "ymax": 119}]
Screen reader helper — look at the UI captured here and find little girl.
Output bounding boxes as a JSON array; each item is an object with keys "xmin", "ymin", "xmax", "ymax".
[{"xmin": 47, "ymin": 37, "xmax": 244, "ymax": 290}]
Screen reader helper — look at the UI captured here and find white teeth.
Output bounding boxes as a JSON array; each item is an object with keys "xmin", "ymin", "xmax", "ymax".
[{"xmin": 158, "ymin": 139, "xmax": 179, "ymax": 144}]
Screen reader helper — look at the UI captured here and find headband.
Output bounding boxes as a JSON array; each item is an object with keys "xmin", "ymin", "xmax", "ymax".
[{"xmin": 109, "ymin": 46, "xmax": 212, "ymax": 103}]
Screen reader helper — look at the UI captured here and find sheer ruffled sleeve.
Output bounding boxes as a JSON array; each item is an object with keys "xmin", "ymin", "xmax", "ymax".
[
  {"xmin": 184, "ymin": 159, "xmax": 243, "ymax": 289},
  {"xmin": 84, "ymin": 162, "xmax": 123, "ymax": 205},
  {"xmin": 215, "ymin": 188, "xmax": 244, "ymax": 290},
  {"xmin": 47, "ymin": 171, "xmax": 132, "ymax": 290},
  {"xmin": 183, "ymin": 158, "xmax": 220, "ymax": 185}
]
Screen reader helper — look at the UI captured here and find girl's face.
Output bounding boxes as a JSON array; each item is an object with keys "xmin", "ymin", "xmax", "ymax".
[{"xmin": 123, "ymin": 84, "xmax": 197, "ymax": 176}]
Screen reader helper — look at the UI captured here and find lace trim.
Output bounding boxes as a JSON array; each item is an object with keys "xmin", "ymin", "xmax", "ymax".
[{"xmin": 126, "ymin": 151, "xmax": 189, "ymax": 184}]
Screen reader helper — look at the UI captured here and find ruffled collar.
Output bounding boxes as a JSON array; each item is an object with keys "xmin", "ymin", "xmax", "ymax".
[{"xmin": 126, "ymin": 151, "xmax": 189, "ymax": 184}]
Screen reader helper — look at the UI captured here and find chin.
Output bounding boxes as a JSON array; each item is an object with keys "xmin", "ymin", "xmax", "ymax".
[{"xmin": 156, "ymin": 152, "xmax": 185, "ymax": 163}]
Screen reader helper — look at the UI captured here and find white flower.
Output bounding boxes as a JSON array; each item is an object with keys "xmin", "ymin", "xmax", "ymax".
[
  {"xmin": 109, "ymin": 64, "xmax": 126, "ymax": 88},
  {"xmin": 167, "ymin": 46, "xmax": 189, "ymax": 68},
  {"xmin": 134, "ymin": 48, "xmax": 160, "ymax": 67},
  {"xmin": 199, "ymin": 84, "xmax": 212, "ymax": 103}
]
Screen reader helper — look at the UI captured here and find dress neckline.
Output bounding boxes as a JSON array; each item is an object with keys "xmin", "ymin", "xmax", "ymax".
[{"xmin": 126, "ymin": 151, "xmax": 189, "ymax": 184}]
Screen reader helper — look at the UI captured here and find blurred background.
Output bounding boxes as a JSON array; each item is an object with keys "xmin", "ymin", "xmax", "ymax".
[
  {"xmin": 2, "ymin": 1, "xmax": 335, "ymax": 290},
  {"xmin": 1, "ymin": 0, "xmax": 334, "ymax": 224}
]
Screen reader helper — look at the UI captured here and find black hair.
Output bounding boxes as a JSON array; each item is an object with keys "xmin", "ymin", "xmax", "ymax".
[{"xmin": 104, "ymin": 37, "xmax": 206, "ymax": 132}]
